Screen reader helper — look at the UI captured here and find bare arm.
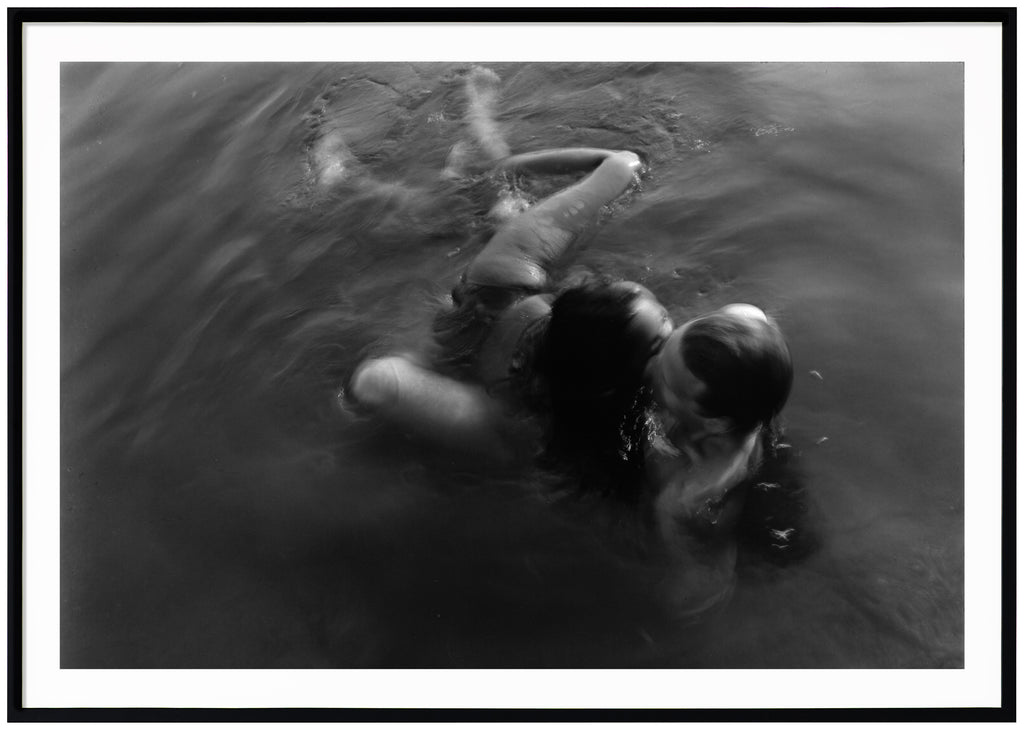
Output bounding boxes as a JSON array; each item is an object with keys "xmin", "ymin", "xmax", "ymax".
[
  {"xmin": 648, "ymin": 432, "xmax": 762, "ymax": 616},
  {"xmin": 465, "ymin": 149, "xmax": 643, "ymax": 290},
  {"xmin": 492, "ymin": 147, "xmax": 635, "ymax": 176},
  {"xmin": 349, "ymin": 356, "xmax": 520, "ymax": 465}
]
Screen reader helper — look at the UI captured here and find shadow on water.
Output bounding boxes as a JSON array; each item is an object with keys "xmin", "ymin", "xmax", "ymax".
[{"xmin": 61, "ymin": 62, "xmax": 963, "ymax": 667}]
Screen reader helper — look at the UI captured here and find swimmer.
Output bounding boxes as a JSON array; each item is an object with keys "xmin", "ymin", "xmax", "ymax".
[
  {"xmin": 350, "ymin": 145, "xmax": 646, "ymax": 456},
  {"xmin": 347, "ymin": 68, "xmax": 793, "ymax": 616},
  {"xmin": 641, "ymin": 304, "xmax": 792, "ymax": 614},
  {"xmin": 532, "ymin": 285, "xmax": 791, "ymax": 614}
]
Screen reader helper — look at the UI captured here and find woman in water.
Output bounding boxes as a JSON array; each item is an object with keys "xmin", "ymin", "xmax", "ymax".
[{"xmin": 348, "ymin": 68, "xmax": 793, "ymax": 615}]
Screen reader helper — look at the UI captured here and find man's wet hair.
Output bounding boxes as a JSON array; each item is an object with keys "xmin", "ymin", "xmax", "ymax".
[{"xmin": 681, "ymin": 310, "xmax": 793, "ymax": 435}]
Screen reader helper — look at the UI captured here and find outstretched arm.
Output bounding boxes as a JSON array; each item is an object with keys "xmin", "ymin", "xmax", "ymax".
[
  {"xmin": 465, "ymin": 148, "xmax": 643, "ymax": 290},
  {"xmin": 492, "ymin": 147, "xmax": 636, "ymax": 176}
]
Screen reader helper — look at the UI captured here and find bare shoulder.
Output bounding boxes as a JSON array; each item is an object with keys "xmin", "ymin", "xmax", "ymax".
[
  {"xmin": 477, "ymin": 294, "xmax": 552, "ymax": 386},
  {"xmin": 505, "ymin": 293, "xmax": 553, "ymax": 321}
]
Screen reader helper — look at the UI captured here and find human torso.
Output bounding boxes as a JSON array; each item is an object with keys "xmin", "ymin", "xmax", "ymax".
[{"xmin": 475, "ymin": 293, "xmax": 552, "ymax": 392}]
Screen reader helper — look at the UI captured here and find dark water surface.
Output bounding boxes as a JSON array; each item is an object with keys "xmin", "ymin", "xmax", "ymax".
[{"xmin": 61, "ymin": 62, "xmax": 963, "ymax": 668}]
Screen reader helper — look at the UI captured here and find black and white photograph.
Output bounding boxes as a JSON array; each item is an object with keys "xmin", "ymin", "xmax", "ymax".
[
  {"xmin": 16, "ymin": 11, "xmax": 1010, "ymax": 717},
  {"xmin": 60, "ymin": 58, "xmax": 967, "ymax": 671}
]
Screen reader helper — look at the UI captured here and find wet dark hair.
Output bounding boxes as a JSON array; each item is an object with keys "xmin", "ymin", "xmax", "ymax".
[
  {"xmin": 536, "ymin": 278, "xmax": 654, "ymax": 501},
  {"xmin": 680, "ymin": 311, "xmax": 793, "ymax": 435},
  {"xmin": 541, "ymin": 279, "xmax": 651, "ymax": 405}
]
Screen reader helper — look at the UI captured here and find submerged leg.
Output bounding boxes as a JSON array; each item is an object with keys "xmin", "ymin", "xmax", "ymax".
[
  {"xmin": 443, "ymin": 66, "xmax": 511, "ymax": 179},
  {"xmin": 465, "ymin": 66, "xmax": 510, "ymax": 161}
]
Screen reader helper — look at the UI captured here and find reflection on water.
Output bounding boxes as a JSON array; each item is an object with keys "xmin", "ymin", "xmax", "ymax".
[{"xmin": 60, "ymin": 62, "xmax": 963, "ymax": 667}]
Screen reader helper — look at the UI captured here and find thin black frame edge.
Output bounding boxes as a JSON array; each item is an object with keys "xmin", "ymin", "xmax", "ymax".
[
  {"xmin": 8, "ymin": 0, "xmax": 26, "ymax": 726},
  {"xmin": 8, "ymin": 6, "xmax": 1015, "ymax": 725},
  {"xmin": 4, "ymin": 6, "xmax": 1019, "ymax": 24},
  {"xmin": 4, "ymin": 706, "xmax": 1019, "ymax": 723},
  {"xmin": 999, "ymin": 0, "xmax": 1017, "ymax": 724}
]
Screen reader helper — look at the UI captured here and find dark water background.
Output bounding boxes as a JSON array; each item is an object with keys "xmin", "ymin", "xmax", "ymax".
[{"xmin": 60, "ymin": 62, "xmax": 964, "ymax": 668}]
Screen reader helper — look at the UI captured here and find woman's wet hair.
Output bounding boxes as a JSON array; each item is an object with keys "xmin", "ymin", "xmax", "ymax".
[
  {"xmin": 680, "ymin": 310, "xmax": 793, "ymax": 435},
  {"xmin": 537, "ymin": 277, "xmax": 653, "ymax": 501},
  {"xmin": 541, "ymin": 278, "xmax": 651, "ymax": 404}
]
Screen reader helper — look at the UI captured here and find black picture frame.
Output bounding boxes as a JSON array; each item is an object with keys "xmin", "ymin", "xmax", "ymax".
[{"xmin": 9, "ymin": 5, "xmax": 1015, "ymax": 723}]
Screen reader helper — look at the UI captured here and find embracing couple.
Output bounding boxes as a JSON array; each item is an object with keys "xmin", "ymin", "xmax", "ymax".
[{"xmin": 347, "ymin": 67, "xmax": 793, "ymax": 617}]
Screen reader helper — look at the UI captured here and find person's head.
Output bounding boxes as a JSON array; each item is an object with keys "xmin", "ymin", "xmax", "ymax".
[
  {"xmin": 542, "ymin": 278, "xmax": 671, "ymax": 406},
  {"xmin": 648, "ymin": 303, "xmax": 792, "ymax": 445},
  {"xmin": 539, "ymin": 277, "xmax": 671, "ymax": 498}
]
